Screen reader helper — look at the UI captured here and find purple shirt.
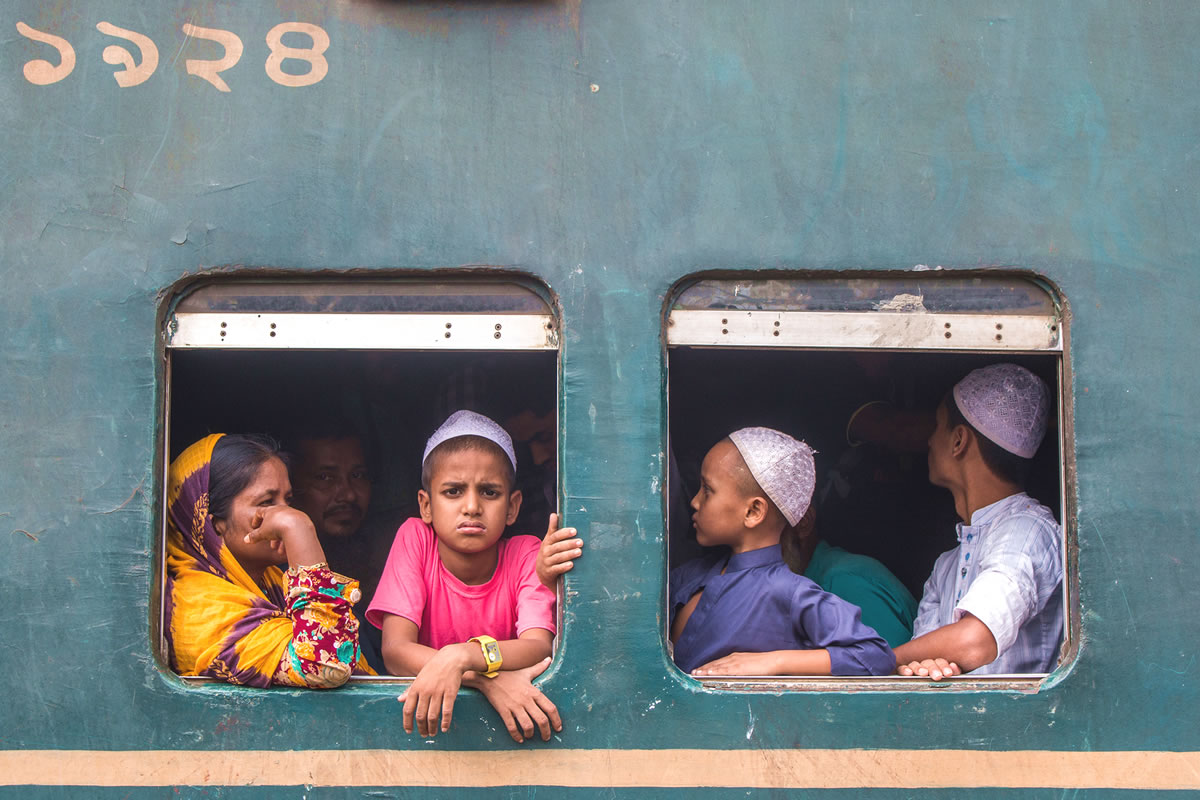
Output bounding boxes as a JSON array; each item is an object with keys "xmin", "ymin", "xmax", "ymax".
[{"xmin": 669, "ymin": 544, "xmax": 894, "ymax": 675}]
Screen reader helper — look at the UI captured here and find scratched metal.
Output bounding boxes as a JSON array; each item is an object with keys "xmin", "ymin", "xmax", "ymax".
[{"xmin": 1, "ymin": 0, "xmax": 1199, "ymax": 794}]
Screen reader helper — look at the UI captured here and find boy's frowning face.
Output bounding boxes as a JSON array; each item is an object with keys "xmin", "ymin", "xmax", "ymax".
[
  {"xmin": 690, "ymin": 439, "xmax": 755, "ymax": 548},
  {"xmin": 419, "ymin": 445, "xmax": 522, "ymax": 560}
]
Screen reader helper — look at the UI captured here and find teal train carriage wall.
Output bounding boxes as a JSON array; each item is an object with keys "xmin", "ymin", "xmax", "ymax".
[{"xmin": 2, "ymin": 0, "xmax": 1199, "ymax": 796}]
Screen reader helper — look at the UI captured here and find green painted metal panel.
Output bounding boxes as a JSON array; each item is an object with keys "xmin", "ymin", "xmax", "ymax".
[{"xmin": 2, "ymin": 0, "xmax": 1198, "ymax": 794}]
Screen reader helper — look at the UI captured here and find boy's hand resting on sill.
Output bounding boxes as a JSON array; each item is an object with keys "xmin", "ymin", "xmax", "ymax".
[
  {"xmin": 691, "ymin": 649, "xmax": 833, "ymax": 677},
  {"xmin": 471, "ymin": 657, "xmax": 561, "ymax": 743},
  {"xmin": 398, "ymin": 643, "xmax": 477, "ymax": 737},
  {"xmin": 692, "ymin": 651, "xmax": 781, "ymax": 676},
  {"xmin": 897, "ymin": 657, "xmax": 961, "ymax": 680},
  {"xmin": 536, "ymin": 512, "xmax": 582, "ymax": 589}
]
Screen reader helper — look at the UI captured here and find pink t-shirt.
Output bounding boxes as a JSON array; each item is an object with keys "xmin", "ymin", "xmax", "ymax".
[{"xmin": 366, "ymin": 517, "xmax": 557, "ymax": 649}]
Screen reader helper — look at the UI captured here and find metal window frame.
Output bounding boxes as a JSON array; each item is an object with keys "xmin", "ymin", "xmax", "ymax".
[
  {"xmin": 664, "ymin": 274, "xmax": 1074, "ymax": 693},
  {"xmin": 155, "ymin": 277, "xmax": 561, "ymax": 684}
]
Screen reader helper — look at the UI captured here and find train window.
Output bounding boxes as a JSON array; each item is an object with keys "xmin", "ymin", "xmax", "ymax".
[
  {"xmin": 157, "ymin": 278, "xmax": 560, "ymax": 683},
  {"xmin": 665, "ymin": 274, "xmax": 1073, "ymax": 690}
]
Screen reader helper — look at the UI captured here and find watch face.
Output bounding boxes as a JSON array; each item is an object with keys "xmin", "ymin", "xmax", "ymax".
[{"xmin": 484, "ymin": 642, "xmax": 501, "ymax": 662}]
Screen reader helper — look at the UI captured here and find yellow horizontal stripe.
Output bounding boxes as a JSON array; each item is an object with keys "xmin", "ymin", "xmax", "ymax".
[{"xmin": 2, "ymin": 749, "xmax": 1200, "ymax": 789}]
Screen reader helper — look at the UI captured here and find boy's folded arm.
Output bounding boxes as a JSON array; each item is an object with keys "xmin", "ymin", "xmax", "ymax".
[
  {"xmin": 894, "ymin": 613, "xmax": 998, "ymax": 676},
  {"xmin": 826, "ymin": 637, "xmax": 896, "ymax": 676},
  {"xmin": 794, "ymin": 583, "xmax": 896, "ymax": 676},
  {"xmin": 463, "ymin": 657, "xmax": 561, "ymax": 743},
  {"xmin": 692, "ymin": 649, "xmax": 832, "ymax": 676},
  {"xmin": 380, "ymin": 614, "xmax": 440, "ymax": 676},
  {"xmin": 494, "ymin": 628, "xmax": 554, "ymax": 671}
]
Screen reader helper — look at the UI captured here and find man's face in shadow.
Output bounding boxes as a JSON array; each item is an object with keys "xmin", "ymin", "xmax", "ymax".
[
  {"xmin": 290, "ymin": 437, "xmax": 372, "ymax": 540},
  {"xmin": 505, "ymin": 409, "xmax": 556, "ymax": 467}
]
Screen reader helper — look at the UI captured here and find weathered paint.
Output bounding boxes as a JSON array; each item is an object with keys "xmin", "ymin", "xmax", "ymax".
[{"xmin": 2, "ymin": 0, "xmax": 1198, "ymax": 796}]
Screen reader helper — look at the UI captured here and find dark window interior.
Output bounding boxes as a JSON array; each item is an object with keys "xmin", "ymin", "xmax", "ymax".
[
  {"xmin": 667, "ymin": 348, "xmax": 1061, "ymax": 598},
  {"xmin": 169, "ymin": 348, "xmax": 558, "ymax": 549}
]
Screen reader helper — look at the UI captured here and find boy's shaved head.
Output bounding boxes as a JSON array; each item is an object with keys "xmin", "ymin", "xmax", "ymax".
[
  {"xmin": 719, "ymin": 437, "xmax": 787, "ymax": 526},
  {"xmin": 721, "ymin": 437, "xmax": 768, "ymax": 500}
]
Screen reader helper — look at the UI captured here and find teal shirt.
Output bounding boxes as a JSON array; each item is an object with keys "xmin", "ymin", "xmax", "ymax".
[{"xmin": 803, "ymin": 540, "xmax": 917, "ymax": 649}]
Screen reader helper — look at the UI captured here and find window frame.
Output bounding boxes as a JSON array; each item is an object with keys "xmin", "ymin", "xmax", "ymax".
[
  {"xmin": 663, "ymin": 271, "xmax": 1076, "ymax": 692},
  {"xmin": 154, "ymin": 274, "xmax": 563, "ymax": 684}
]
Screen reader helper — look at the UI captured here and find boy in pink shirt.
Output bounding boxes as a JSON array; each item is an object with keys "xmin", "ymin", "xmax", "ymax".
[{"xmin": 368, "ymin": 410, "xmax": 563, "ymax": 741}]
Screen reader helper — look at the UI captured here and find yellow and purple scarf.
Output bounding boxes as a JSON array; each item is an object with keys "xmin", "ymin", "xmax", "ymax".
[{"xmin": 164, "ymin": 435, "xmax": 372, "ymax": 686}]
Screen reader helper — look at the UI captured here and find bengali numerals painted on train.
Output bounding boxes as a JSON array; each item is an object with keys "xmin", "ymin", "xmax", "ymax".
[{"xmin": 15, "ymin": 21, "xmax": 329, "ymax": 89}]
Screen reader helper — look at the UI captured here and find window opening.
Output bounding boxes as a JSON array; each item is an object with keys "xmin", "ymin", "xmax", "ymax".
[
  {"xmin": 158, "ymin": 279, "xmax": 560, "ymax": 682},
  {"xmin": 665, "ymin": 275, "xmax": 1070, "ymax": 688}
]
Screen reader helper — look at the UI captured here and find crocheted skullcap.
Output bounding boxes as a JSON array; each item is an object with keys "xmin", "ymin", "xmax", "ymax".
[
  {"xmin": 952, "ymin": 363, "xmax": 1051, "ymax": 459},
  {"xmin": 422, "ymin": 410, "xmax": 517, "ymax": 471},
  {"xmin": 727, "ymin": 427, "xmax": 816, "ymax": 527}
]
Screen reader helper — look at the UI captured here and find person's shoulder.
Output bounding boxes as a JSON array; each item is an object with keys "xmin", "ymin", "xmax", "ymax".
[
  {"xmin": 817, "ymin": 544, "xmax": 905, "ymax": 585},
  {"xmin": 397, "ymin": 516, "xmax": 434, "ymax": 536},
  {"xmin": 670, "ymin": 549, "xmax": 724, "ymax": 581},
  {"xmin": 989, "ymin": 496, "xmax": 1060, "ymax": 542},
  {"xmin": 390, "ymin": 517, "xmax": 437, "ymax": 554},
  {"xmin": 503, "ymin": 533, "xmax": 543, "ymax": 554},
  {"xmin": 759, "ymin": 560, "xmax": 824, "ymax": 596}
]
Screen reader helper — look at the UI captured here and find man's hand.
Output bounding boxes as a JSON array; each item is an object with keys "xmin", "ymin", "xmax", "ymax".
[
  {"xmin": 691, "ymin": 651, "xmax": 780, "ymax": 677},
  {"xmin": 397, "ymin": 644, "xmax": 472, "ymax": 737},
  {"xmin": 897, "ymin": 658, "xmax": 961, "ymax": 681},
  {"xmin": 474, "ymin": 657, "xmax": 561, "ymax": 743},
  {"xmin": 536, "ymin": 513, "xmax": 582, "ymax": 589}
]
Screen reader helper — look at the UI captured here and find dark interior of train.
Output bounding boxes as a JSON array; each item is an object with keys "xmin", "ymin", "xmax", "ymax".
[
  {"xmin": 169, "ymin": 349, "xmax": 560, "ymax": 543},
  {"xmin": 168, "ymin": 345, "xmax": 1061, "ymax": 616},
  {"xmin": 667, "ymin": 348, "xmax": 1062, "ymax": 597}
]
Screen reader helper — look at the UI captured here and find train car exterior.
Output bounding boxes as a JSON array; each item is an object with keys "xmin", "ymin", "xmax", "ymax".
[{"xmin": 2, "ymin": 1, "xmax": 1198, "ymax": 796}]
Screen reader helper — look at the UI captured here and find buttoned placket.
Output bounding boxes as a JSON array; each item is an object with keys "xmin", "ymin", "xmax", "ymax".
[{"xmin": 953, "ymin": 522, "xmax": 980, "ymax": 605}]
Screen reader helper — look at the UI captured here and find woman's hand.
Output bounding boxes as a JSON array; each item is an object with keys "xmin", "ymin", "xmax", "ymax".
[{"xmin": 244, "ymin": 506, "xmax": 326, "ymax": 568}]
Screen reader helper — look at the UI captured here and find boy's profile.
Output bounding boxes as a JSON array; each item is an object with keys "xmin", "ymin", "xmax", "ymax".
[
  {"xmin": 894, "ymin": 363, "xmax": 1063, "ymax": 679},
  {"xmin": 367, "ymin": 410, "xmax": 564, "ymax": 741},
  {"xmin": 668, "ymin": 427, "xmax": 894, "ymax": 677}
]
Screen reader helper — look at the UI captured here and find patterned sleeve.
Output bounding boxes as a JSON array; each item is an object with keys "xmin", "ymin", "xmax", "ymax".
[{"xmin": 272, "ymin": 563, "xmax": 363, "ymax": 689}]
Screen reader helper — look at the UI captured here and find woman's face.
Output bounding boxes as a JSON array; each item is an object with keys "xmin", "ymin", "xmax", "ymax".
[{"xmin": 212, "ymin": 456, "xmax": 292, "ymax": 576}]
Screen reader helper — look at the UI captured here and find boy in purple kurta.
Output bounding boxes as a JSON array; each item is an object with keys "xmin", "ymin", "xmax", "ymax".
[{"xmin": 668, "ymin": 428, "xmax": 894, "ymax": 677}]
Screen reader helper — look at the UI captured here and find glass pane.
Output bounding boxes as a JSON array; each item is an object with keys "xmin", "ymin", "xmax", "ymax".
[
  {"xmin": 672, "ymin": 276, "xmax": 1056, "ymax": 315},
  {"xmin": 175, "ymin": 281, "xmax": 551, "ymax": 314}
]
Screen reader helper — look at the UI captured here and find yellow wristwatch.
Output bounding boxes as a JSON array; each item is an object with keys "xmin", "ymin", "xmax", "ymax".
[{"xmin": 469, "ymin": 635, "xmax": 502, "ymax": 678}]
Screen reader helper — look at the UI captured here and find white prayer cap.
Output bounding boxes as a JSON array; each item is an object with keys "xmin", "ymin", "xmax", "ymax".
[
  {"xmin": 952, "ymin": 363, "xmax": 1051, "ymax": 459},
  {"xmin": 728, "ymin": 427, "xmax": 815, "ymax": 527},
  {"xmin": 422, "ymin": 410, "xmax": 517, "ymax": 471}
]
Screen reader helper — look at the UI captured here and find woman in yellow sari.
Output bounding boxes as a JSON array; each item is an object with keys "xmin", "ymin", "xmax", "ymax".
[{"xmin": 165, "ymin": 433, "xmax": 372, "ymax": 687}]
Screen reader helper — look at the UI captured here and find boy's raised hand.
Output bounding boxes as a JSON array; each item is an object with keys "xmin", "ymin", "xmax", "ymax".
[{"xmin": 536, "ymin": 512, "xmax": 582, "ymax": 589}]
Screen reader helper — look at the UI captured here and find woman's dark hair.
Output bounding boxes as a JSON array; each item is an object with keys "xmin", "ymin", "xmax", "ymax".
[
  {"xmin": 942, "ymin": 392, "xmax": 1032, "ymax": 487},
  {"xmin": 209, "ymin": 434, "xmax": 288, "ymax": 521}
]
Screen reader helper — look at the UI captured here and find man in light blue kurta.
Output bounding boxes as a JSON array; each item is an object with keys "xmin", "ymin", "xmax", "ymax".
[{"xmin": 895, "ymin": 364, "xmax": 1063, "ymax": 678}]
